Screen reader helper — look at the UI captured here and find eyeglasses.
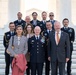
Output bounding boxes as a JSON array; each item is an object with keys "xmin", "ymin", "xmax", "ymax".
[{"xmin": 50, "ymin": 15, "xmax": 54, "ymax": 17}]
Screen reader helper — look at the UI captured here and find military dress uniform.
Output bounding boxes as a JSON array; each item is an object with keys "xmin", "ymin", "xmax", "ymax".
[
  {"xmin": 28, "ymin": 35, "xmax": 45, "ymax": 75},
  {"xmin": 14, "ymin": 19, "xmax": 26, "ymax": 29},
  {"xmin": 3, "ymin": 31, "xmax": 16, "ymax": 75},
  {"xmin": 30, "ymin": 20, "xmax": 40, "ymax": 28},
  {"xmin": 39, "ymin": 20, "xmax": 47, "ymax": 32},
  {"xmin": 43, "ymin": 29, "xmax": 53, "ymax": 75},
  {"xmin": 61, "ymin": 27, "xmax": 75, "ymax": 75},
  {"xmin": 48, "ymin": 20, "xmax": 56, "ymax": 30}
]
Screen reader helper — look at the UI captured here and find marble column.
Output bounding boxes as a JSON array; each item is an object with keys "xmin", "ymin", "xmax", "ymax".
[
  {"xmin": 8, "ymin": 0, "xmax": 21, "ymax": 22},
  {"xmin": 0, "ymin": 0, "xmax": 8, "ymax": 28},
  {"xmin": 20, "ymin": 0, "xmax": 26, "ymax": 19},
  {"xmin": 48, "ymin": 0, "xmax": 57, "ymax": 19},
  {"xmin": 57, "ymin": 0, "xmax": 71, "ymax": 25}
]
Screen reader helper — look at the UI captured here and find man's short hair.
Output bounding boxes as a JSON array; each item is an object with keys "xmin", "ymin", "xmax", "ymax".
[
  {"xmin": 46, "ymin": 21, "xmax": 50, "ymax": 23},
  {"xmin": 42, "ymin": 11, "xmax": 47, "ymax": 15},
  {"xmin": 32, "ymin": 12, "xmax": 38, "ymax": 16},
  {"xmin": 63, "ymin": 18, "xmax": 69, "ymax": 22},
  {"xmin": 9, "ymin": 22, "xmax": 14, "ymax": 26}
]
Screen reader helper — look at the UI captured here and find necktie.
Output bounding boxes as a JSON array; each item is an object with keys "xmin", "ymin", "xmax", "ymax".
[
  {"xmin": 33, "ymin": 20, "xmax": 37, "ymax": 25},
  {"xmin": 44, "ymin": 21, "xmax": 46, "ymax": 24},
  {"xmin": 65, "ymin": 27, "xmax": 67, "ymax": 30},
  {"xmin": 49, "ymin": 30, "xmax": 51, "ymax": 33},
  {"xmin": 36, "ymin": 37, "xmax": 38, "ymax": 40},
  {"xmin": 56, "ymin": 32, "xmax": 60, "ymax": 45},
  {"xmin": 11, "ymin": 32, "xmax": 14, "ymax": 36},
  {"xmin": 11, "ymin": 32, "xmax": 13, "ymax": 36},
  {"xmin": 18, "ymin": 20, "xmax": 21, "ymax": 23},
  {"xmin": 51, "ymin": 20, "xmax": 53, "ymax": 25}
]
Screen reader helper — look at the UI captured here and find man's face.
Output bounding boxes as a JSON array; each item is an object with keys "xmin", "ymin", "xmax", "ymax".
[
  {"xmin": 17, "ymin": 12, "xmax": 22, "ymax": 20},
  {"xmin": 49, "ymin": 12, "xmax": 54, "ymax": 20},
  {"xmin": 46, "ymin": 22, "xmax": 52, "ymax": 30},
  {"xmin": 54, "ymin": 22, "xmax": 61, "ymax": 31},
  {"xmin": 9, "ymin": 24, "xmax": 15, "ymax": 31},
  {"xmin": 34, "ymin": 26, "xmax": 41, "ymax": 35},
  {"xmin": 32, "ymin": 13, "xmax": 37, "ymax": 20},
  {"xmin": 63, "ymin": 20, "xmax": 69, "ymax": 27},
  {"xmin": 42, "ymin": 13, "xmax": 47, "ymax": 20},
  {"xmin": 25, "ymin": 16, "xmax": 31, "ymax": 24}
]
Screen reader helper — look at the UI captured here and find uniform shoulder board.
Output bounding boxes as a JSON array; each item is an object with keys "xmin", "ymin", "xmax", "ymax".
[{"xmin": 4, "ymin": 32, "xmax": 9, "ymax": 42}]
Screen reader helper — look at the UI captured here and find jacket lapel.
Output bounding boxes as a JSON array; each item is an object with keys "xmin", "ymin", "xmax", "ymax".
[{"xmin": 53, "ymin": 32, "xmax": 57, "ymax": 45}]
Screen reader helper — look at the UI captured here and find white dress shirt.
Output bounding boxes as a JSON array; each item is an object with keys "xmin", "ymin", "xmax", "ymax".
[
  {"xmin": 33, "ymin": 20, "xmax": 37, "ymax": 25},
  {"xmin": 35, "ymin": 35, "xmax": 40, "ymax": 39},
  {"xmin": 43, "ymin": 20, "xmax": 46, "ymax": 24},
  {"xmin": 18, "ymin": 37, "xmax": 21, "ymax": 45},
  {"xmin": 64, "ymin": 26, "xmax": 68, "ymax": 29},
  {"xmin": 47, "ymin": 29, "xmax": 52, "ymax": 33}
]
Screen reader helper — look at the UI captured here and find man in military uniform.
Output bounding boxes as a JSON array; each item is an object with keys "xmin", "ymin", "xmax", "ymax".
[
  {"xmin": 48, "ymin": 12, "xmax": 56, "ymax": 30},
  {"xmin": 14, "ymin": 12, "xmax": 26, "ymax": 29},
  {"xmin": 61, "ymin": 18, "xmax": 75, "ymax": 75},
  {"xmin": 3, "ymin": 22, "xmax": 16, "ymax": 75},
  {"xmin": 28, "ymin": 26, "xmax": 45, "ymax": 75},
  {"xmin": 39, "ymin": 11, "xmax": 47, "ymax": 32},
  {"xmin": 43, "ymin": 21, "xmax": 53, "ymax": 75},
  {"xmin": 31, "ymin": 12, "xmax": 40, "ymax": 28}
]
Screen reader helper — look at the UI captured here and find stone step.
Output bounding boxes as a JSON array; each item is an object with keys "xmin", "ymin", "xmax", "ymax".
[
  {"xmin": 0, "ymin": 69, "xmax": 76, "ymax": 75},
  {"xmin": 73, "ymin": 50, "xmax": 76, "ymax": 53},
  {"xmin": 72, "ymin": 59, "xmax": 76, "ymax": 64},
  {"xmin": 0, "ymin": 55, "xmax": 5, "ymax": 59},
  {"xmin": 0, "ymin": 50, "xmax": 5, "ymax": 55},
  {"xmin": 72, "ymin": 69, "xmax": 76, "ymax": 74},
  {"xmin": 72, "ymin": 55, "xmax": 76, "ymax": 59},
  {"xmin": 0, "ymin": 64, "xmax": 5, "ymax": 69},
  {"xmin": 71, "ymin": 64, "xmax": 76, "ymax": 69},
  {"xmin": 0, "ymin": 59, "xmax": 5, "ymax": 66},
  {"xmin": 0, "ymin": 69, "xmax": 5, "ymax": 75}
]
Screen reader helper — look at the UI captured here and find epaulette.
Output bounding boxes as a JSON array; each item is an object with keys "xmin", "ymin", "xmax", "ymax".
[{"xmin": 4, "ymin": 33, "xmax": 9, "ymax": 42}]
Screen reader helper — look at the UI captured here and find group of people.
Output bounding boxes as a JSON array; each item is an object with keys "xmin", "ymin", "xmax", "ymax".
[{"xmin": 3, "ymin": 11, "xmax": 75, "ymax": 75}]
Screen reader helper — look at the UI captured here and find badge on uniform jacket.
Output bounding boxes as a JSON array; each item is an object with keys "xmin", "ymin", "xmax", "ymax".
[
  {"xmin": 31, "ymin": 40, "xmax": 34, "ymax": 43},
  {"xmin": 7, "ymin": 34, "xmax": 10, "ymax": 37},
  {"xmin": 69, "ymin": 29, "xmax": 72, "ymax": 32},
  {"xmin": 41, "ymin": 37, "xmax": 45, "ymax": 43},
  {"xmin": 44, "ymin": 33, "xmax": 47, "ymax": 36}
]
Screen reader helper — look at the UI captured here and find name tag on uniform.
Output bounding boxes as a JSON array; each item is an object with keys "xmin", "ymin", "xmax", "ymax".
[{"xmin": 44, "ymin": 33, "xmax": 47, "ymax": 36}]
